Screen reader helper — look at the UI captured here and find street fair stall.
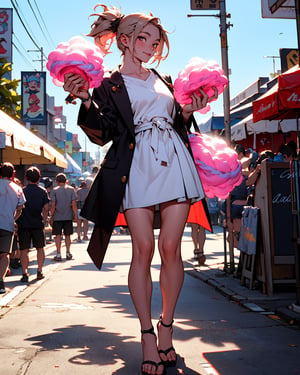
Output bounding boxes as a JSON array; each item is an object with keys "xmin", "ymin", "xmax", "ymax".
[
  {"xmin": 0, "ymin": 110, "xmax": 67, "ymax": 168},
  {"xmin": 252, "ymin": 64, "xmax": 300, "ymax": 149}
]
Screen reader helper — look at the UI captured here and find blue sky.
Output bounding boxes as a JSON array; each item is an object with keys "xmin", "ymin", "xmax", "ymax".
[{"xmin": 2, "ymin": 0, "xmax": 297, "ymax": 156}]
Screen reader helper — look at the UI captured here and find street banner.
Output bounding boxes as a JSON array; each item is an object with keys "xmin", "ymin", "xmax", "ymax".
[
  {"xmin": 72, "ymin": 134, "xmax": 78, "ymax": 145},
  {"xmin": 57, "ymin": 141, "xmax": 65, "ymax": 150},
  {"xmin": 21, "ymin": 71, "xmax": 47, "ymax": 125},
  {"xmin": 65, "ymin": 140, "xmax": 73, "ymax": 154},
  {"xmin": 0, "ymin": 8, "xmax": 13, "ymax": 80},
  {"xmin": 66, "ymin": 131, "xmax": 73, "ymax": 141},
  {"xmin": 54, "ymin": 106, "xmax": 63, "ymax": 123}
]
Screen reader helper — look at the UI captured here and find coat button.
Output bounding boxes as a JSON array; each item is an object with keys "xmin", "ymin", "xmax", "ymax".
[
  {"xmin": 129, "ymin": 143, "xmax": 134, "ymax": 150},
  {"xmin": 121, "ymin": 176, "xmax": 127, "ymax": 183}
]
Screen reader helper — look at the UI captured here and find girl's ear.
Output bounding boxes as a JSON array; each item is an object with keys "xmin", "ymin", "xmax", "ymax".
[{"xmin": 120, "ymin": 33, "xmax": 129, "ymax": 47}]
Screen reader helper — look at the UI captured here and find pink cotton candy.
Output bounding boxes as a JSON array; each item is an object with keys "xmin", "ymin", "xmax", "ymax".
[
  {"xmin": 174, "ymin": 57, "xmax": 228, "ymax": 114},
  {"xmin": 189, "ymin": 133, "xmax": 243, "ymax": 199},
  {"xmin": 46, "ymin": 36, "xmax": 104, "ymax": 88}
]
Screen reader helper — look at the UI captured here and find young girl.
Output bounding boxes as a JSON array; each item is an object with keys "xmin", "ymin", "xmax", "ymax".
[{"xmin": 63, "ymin": 5, "xmax": 217, "ymax": 374}]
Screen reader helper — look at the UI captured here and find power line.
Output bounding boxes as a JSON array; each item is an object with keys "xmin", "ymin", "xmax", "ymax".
[
  {"xmin": 31, "ymin": 0, "xmax": 56, "ymax": 47},
  {"xmin": 27, "ymin": 0, "xmax": 52, "ymax": 49},
  {"xmin": 12, "ymin": 41, "xmax": 35, "ymax": 69},
  {"xmin": 10, "ymin": 0, "xmax": 41, "ymax": 51}
]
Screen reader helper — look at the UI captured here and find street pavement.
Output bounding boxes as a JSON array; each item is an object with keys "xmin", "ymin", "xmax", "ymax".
[{"xmin": 0, "ymin": 225, "xmax": 300, "ymax": 375}]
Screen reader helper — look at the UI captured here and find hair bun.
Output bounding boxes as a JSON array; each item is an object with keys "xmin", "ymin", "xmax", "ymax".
[{"xmin": 111, "ymin": 16, "xmax": 123, "ymax": 33}]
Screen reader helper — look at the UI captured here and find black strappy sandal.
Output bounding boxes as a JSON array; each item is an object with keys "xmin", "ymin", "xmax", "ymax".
[
  {"xmin": 157, "ymin": 317, "xmax": 177, "ymax": 368},
  {"xmin": 197, "ymin": 250, "xmax": 206, "ymax": 265},
  {"xmin": 141, "ymin": 327, "xmax": 165, "ymax": 375},
  {"xmin": 193, "ymin": 248, "xmax": 200, "ymax": 260}
]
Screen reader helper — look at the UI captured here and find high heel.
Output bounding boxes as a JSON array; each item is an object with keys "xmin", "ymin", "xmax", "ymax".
[
  {"xmin": 141, "ymin": 327, "xmax": 165, "ymax": 375},
  {"xmin": 193, "ymin": 248, "xmax": 200, "ymax": 260},
  {"xmin": 157, "ymin": 316, "xmax": 177, "ymax": 368},
  {"xmin": 197, "ymin": 250, "xmax": 206, "ymax": 265}
]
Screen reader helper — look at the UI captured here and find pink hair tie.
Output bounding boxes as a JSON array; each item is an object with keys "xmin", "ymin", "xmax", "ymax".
[
  {"xmin": 46, "ymin": 36, "xmax": 105, "ymax": 89},
  {"xmin": 174, "ymin": 57, "xmax": 228, "ymax": 114}
]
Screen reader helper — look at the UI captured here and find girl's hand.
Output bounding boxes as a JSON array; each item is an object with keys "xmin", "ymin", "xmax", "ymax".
[
  {"xmin": 181, "ymin": 86, "xmax": 218, "ymax": 122},
  {"xmin": 63, "ymin": 73, "xmax": 90, "ymax": 100}
]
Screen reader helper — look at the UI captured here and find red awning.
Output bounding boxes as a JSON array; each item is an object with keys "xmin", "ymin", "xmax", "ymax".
[{"xmin": 253, "ymin": 65, "xmax": 300, "ymax": 122}]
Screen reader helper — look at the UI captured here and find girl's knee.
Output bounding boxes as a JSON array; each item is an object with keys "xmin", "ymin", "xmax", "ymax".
[{"xmin": 158, "ymin": 238, "xmax": 179, "ymax": 261}]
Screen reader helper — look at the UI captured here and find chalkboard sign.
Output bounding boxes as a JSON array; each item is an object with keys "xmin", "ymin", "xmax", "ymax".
[{"xmin": 270, "ymin": 164, "xmax": 294, "ymax": 257}]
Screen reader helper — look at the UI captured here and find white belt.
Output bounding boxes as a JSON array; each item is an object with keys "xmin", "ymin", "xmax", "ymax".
[{"xmin": 135, "ymin": 117, "xmax": 173, "ymax": 166}]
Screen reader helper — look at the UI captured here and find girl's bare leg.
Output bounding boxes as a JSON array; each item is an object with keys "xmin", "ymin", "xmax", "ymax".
[
  {"xmin": 191, "ymin": 223, "xmax": 200, "ymax": 250},
  {"xmin": 157, "ymin": 200, "xmax": 190, "ymax": 363},
  {"xmin": 125, "ymin": 207, "xmax": 164, "ymax": 374}
]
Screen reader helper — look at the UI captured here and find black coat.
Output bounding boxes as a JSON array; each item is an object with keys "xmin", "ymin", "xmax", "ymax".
[{"xmin": 77, "ymin": 68, "xmax": 207, "ymax": 269}]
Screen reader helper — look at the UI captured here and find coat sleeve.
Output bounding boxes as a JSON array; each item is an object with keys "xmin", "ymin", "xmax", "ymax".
[{"xmin": 77, "ymin": 80, "xmax": 119, "ymax": 146}]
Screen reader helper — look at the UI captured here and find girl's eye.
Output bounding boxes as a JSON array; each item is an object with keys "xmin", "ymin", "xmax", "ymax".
[
  {"xmin": 153, "ymin": 43, "xmax": 159, "ymax": 49},
  {"xmin": 137, "ymin": 36, "xmax": 146, "ymax": 42}
]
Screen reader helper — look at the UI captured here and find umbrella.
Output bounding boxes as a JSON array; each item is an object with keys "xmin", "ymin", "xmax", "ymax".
[
  {"xmin": 231, "ymin": 113, "xmax": 298, "ymax": 151},
  {"xmin": 252, "ymin": 65, "xmax": 300, "ymax": 122},
  {"xmin": 64, "ymin": 152, "xmax": 82, "ymax": 176},
  {"xmin": 0, "ymin": 110, "xmax": 67, "ymax": 168}
]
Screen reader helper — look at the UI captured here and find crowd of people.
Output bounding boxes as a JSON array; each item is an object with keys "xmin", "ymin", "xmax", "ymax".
[{"xmin": 0, "ymin": 162, "xmax": 98, "ymax": 294}]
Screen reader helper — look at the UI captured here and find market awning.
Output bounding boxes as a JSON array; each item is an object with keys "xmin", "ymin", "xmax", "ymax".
[
  {"xmin": 252, "ymin": 65, "xmax": 300, "ymax": 122},
  {"xmin": 64, "ymin": 152, "xmax": 82, "ymax": 176},
  {"xmin": 231, "ymin": 113, "xmax": 299, "ymax": 141},
  {"xmin": 0, "ymin": 110, "xmax": 67, "ymax": 168}
]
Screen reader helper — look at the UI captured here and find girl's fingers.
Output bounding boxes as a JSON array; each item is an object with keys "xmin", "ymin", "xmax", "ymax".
[
  {"xmin": 208, "ymin": 86, "xmax": 218, "ymax": 102},
  {"xmin": 63, "ymin": 74, "xmax": 88, "ymax": 96}
]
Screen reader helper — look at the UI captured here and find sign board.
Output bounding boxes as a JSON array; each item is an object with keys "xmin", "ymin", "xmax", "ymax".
[
  {"xmin": 269, "ymin": 0, "xmax": 287, "ymax": 12},
  {"xmin": 280, "ymin": 48, "xmax": 299, "ymax": 72},
  {"xmin": 269, "ymin": 165, "xmax": 294, "ymax": 259},
  {"xmin": 190, "ymin": 0, "xmax": 220, "ymax": 10},
  {"xmin": 261, "ymin": 0, "xmax": 295, "ymax": 18}
]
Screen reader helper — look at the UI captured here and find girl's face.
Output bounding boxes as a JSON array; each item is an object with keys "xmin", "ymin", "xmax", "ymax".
[{"xmin": 132, "ymin": 23, "xmax": 160, "ymax": 63}]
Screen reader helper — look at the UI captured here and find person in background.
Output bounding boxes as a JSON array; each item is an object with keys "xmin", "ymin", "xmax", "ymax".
[
  {"xmin": 191, "ymin": 224, "xmax": 206, "ymax": 265},
  {"xmin": 187, "ymin": 200, "xmax": 207, "ymax": 265},
  {"xmin": 63, "ymin": 5, "xmax": 217, "ymax": 374},
  {"xmin": 9, "ymin": 177, "xmax": 24, "ymax": 272},
  {"xmin": 0, "ymin": 163, "xmax": 26, "ymax": 294},
  {"xmin": 40, "ymin": 177, "xmax": 54, "ymax": 243},
  {"xmin": 76, "ymin": 180, "xmax": 89, "ymax": 242},
  {"xmin": 17, "ymin": 166, "xmax": 49, "ymax": 282},
  {"xmin": 282, "ymin": 140, "xmax": 298, "ymax": 161},
  {"xmin": 50, "ymin": 173, "xmax": 78, "ymax": 261}
]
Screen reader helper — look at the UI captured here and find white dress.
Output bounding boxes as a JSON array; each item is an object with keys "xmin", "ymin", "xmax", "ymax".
[{"xmin": 122, "ymin": 71, "xmax": 204, "ymax": 210}]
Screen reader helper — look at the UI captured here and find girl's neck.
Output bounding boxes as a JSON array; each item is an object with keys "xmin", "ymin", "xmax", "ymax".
[{"xmin": 120, "ymin": 55, "xmax": 150, "ymax": 80}]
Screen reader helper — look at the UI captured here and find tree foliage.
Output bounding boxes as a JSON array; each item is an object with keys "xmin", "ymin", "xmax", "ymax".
[{"xmin": 0, "ymin": 58, "xmax": 21, "ymax": 120}]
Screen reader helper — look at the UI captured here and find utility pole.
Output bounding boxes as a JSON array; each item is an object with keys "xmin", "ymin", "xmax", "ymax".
[
  {"xmin": 219, "ymin": 0, "xmax": 235, "ymax": 273},
  {"xmin": 27, "ymin": 47, "xmax": 45, "ymax": 71},
  {"xmin": 188, "ymin": 1, "xmax": 232, "ymax": 142},
  {"xmin": 188, "ymin": 0, "xmax": 234, "ymax": 272},
  {"xmin": 219, "ymin": 0, "xmax": 231, "ymax": 142}
]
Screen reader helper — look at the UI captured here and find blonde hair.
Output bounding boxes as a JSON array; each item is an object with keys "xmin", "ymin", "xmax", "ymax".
[{"xmin": 88, "ymin": 4, "xmax": 169, "ymax": 64}]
